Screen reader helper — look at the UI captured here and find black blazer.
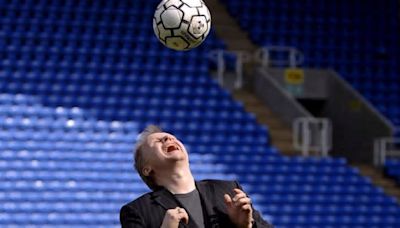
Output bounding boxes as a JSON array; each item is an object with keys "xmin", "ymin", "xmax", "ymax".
[{"xmin": 120, "ymin": 180, "xmax": 272, "ymax": 228}]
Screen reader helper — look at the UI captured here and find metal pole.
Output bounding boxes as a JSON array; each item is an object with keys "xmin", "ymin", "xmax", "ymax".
[
  {"xmin": 235, "ymin": 52, "xmax": 243, "ymax": 89},
  {"xmin": 380, "ymin": 139, "xmax": 386, "ymax": 166},
  {"xmin": 256, "ymin": 47, "xmax": 269, "ymax": 67},
  {"xmin": 302, "ymin": 119, "xmax": 309, "ymax": 156}
]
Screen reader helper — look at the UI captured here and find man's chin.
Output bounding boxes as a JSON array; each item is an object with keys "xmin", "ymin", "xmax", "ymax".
[{"xmin": 166, "ymin": 154, "xmax": 188, "ymax": 163}]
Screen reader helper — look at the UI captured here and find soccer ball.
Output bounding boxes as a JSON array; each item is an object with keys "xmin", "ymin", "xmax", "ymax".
[{"xmin": 153, "ymin": 0, "xmax": 211, "ymax": 51}]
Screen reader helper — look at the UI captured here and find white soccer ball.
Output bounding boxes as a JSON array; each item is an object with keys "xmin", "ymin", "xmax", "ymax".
[{"xmin": 153, "ymin": 0, "xmax": 212, "ymax": 51}]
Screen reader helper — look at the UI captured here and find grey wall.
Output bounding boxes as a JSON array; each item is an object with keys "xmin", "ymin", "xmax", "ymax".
[
  {"xmin": 266, "ymin": 68, "xmax": 329, "ymax": 99},
  {"xmin": 323, "ymin": 70, "xmax": 394, "ymax": 163},
  {"xmin": 254, "ymin": 68, "xmax": 312, "ymax": 127},
  {"xmin": 253, "ymin": 67, "xmax": 394, "ymax": 163}
]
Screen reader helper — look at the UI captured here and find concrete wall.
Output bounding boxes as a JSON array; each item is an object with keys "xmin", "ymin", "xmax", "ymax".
[
  {"xmin": 254, "ymin": 68, "xmax": 312, "ymax": 127},
  {"xmin": 323, "ymin": 70, "xmax": 394, "ymax": 163}
]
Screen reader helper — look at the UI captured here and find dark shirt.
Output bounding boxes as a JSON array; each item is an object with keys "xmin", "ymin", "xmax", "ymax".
[{"xmin": 175, "ymin": 189, "xmax": 205, "ymax": 228}]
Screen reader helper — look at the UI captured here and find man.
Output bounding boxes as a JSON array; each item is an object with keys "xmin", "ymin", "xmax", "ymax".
[{"xmin": 120, "ymin": 125, "xmax": 272, "ymax": 228}]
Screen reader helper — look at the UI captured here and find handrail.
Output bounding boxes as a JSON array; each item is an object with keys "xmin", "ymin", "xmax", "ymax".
[
  {"xmin": 374, "ymin": 137, "xmax": 400, "ymax": 166},
  {"xmin": 209, "ymin": 50, "xmax": 252, "ymax": 89},
  {"xmin": 293, "ymin": 117, "xmax": 332, "ymax": 156},
  {"xmin": 254, "ymin": 46, "xmax": 304, "ymax": 68},
  {"xmin": 209, "ymin": 46, "xmax": 304, "ymax": 89}
]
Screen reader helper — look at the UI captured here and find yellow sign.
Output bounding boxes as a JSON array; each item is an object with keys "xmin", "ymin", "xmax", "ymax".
[
  {"xmin": 284, "ymin": 68, "xmax": 304, "ymax": 85},
  {"xmin": 349, "ymin": 99, "xmax": 362, "ymax": 111}
]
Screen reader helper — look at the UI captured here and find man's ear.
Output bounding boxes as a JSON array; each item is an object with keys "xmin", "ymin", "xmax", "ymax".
[{"xmin": 143, "ymin": 166, "xmax": 152, "ymax": 176}]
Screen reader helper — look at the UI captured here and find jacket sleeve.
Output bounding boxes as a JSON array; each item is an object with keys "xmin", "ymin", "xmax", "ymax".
[
  {"xmin": 234, "ymin": 181, "xmax": 274, "ymax": 228},
  {"xmin": 120, "ymin": 204, "xmax": 146, "ymax": 228}
]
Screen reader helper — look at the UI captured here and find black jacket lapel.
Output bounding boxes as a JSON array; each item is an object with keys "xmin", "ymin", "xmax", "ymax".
[
  {"xmin": 151, "ymin": 188, "xmax": 199, "ymax": 228},
  {"xmin": 196, "ymin": 181, "xmax": 220, "ymax": 228},
  {"xmin": 151, "ymin": 188, "xmax": 180, "ymax": 211}
]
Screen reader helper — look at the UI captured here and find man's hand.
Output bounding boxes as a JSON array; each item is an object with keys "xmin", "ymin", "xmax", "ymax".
[
  {"xmin": 160, "ymin": 207, "xmax": 189, "ymax": 228},
  {"xmin": 224, "ymin": 188, "xmax": 254, "ymax": 228}
]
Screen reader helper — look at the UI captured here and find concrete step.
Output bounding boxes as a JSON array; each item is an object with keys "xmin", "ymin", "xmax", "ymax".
[
  {"xmin": 273, "ymin": 141, "xmax": 297, "ymax": 155},
  {"xmin": 205, "ymin": 0, "xmax": 256, "ymax": 53},
  {"xmin": 245, "ymin": 105, "xmax": 273, "ymax": 113},
  {"xmin": 269, "ymin": 129, "xmax": 293, "ymax": 141},
  {"xmin": 207, "ymin": 1, "xmax": 241, "ymax": 26},
  {"xmin": 213, "ymin": 18, "xmax": 237, "ymax": 26},
  {"xmin": 216, "ymin": 26, "xmax": 249, "ymax": 39},
  {"xmin": 353, "ymin": 163, "xmax": 400, "ymax": 203},
  {"xmin": 258, "ymin": 119, "xmax": 283, "ymax": 129},
  {"xmin": 225, "ymin": 40, "xmax": 257, "ymax": 52},
  {"xmin": 233, "ymin": 89, "xmax": 301, "ymax": 157}
]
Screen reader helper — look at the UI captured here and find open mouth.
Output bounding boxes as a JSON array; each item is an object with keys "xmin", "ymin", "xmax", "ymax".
[{"xmin": 166, "ymin": 145, "xmax": 179, "ymax": 153}]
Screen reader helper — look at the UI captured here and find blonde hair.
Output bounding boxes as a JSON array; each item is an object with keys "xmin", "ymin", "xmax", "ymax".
[{"xmin": 134, "ymin": 125, "xmax": 163, "ymax": 190}]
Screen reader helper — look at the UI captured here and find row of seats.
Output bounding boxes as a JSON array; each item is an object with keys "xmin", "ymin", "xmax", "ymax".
[
  {"xmin": 0, "ymin": 73, "xmax": 216, "ymax": 87},
  {"xmin": 4, "ymin": 0, "xmax": 153, "ymax": 9},
  {"xmin": 0, "ymin": 140, "xmax": 268, "ymax": 151},
  {"xmin": 0, "ymin": 83, "xmax": 230, "ymax": 96},
  {"xmin": 3, "ymin": 157, "xmax": 360, "ymax": 175},
  {"xmin": 0, "ymin": 95, "xmax": 243, "ymax": 107},
  {"xmin": 0, "ymin": 30, "xmax": 224, "ymax": 49},
  {"xmin": 0, "ymin": 65, "xmax": 211, "ymax": 76},
  {"xmin": 0, "ymin": 79, "xmax": 216, "ymax": 91},
  {"xmin": 0, "ymin": 120, "xmax": 264, "ymax": 134},
  {"xmin": 1, "ymin": 44, "xmax": 209, "ymax": 58}
]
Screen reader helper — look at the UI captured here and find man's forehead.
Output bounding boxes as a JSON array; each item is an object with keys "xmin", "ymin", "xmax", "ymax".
[{"xmin": 147, "ymin": 132, "xmax": 172, "ymax": 140}]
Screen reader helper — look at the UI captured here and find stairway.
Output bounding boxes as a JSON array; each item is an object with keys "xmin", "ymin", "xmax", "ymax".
[
  {"xmin": 233, "ymin": 90, "xmax": 299, "ymax": 156},
  {"xmin": 354, "ymin": 163, "xmax": 400, "ymax": 203},
  {"xmin": 207, "ymin": 0, "xmax": 299, "ymax": 156},
  {"xmin": 206, "ymin": 0, "xmax": 257, "ymax": 52}
]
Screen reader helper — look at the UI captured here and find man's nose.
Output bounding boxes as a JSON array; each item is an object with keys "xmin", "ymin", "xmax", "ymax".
[{"xmin": 162, "ymin": 135, "xmax": 173, "ymax": 142}]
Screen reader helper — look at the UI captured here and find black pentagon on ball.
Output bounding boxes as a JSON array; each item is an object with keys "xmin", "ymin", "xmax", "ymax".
[{"xmin": 160, "ymin": 6, "xmax": 185, "ymax": 30}]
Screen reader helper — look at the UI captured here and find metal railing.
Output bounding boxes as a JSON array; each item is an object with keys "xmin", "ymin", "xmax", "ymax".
[
  {"xmin": 209, "ymin": 50, "xmax": 252, "ymax": 89},
  {"xmin": 209, "ymin": 46, "xmax": 304, "ymax": 89},
  {"xmin": 254, "ymin": 46, "xmax": 304, "ymax": 68},
  {"xmin": 374, "ymin": 137, "xmax": 400, "ymax": 166},
  {"xmin": 293, "ymin": 117, "xmax": 332, "ymax": 157}
]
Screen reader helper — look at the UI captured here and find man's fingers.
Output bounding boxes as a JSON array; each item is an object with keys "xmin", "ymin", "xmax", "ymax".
[
  {"xmin": 232, "ymin": 192, "xmax": 247, "ymax": 203},
  {"xmin": 175, "ymin": 207, "xmax": 189, "ymax": 224},
  {"xmin": 224, "ymin": 194, "xmax": 233, "ymax": 207},
  {"xmin": 162, "ymin": 207, "xmax": 190, "ymax": 228},
  {"xmin": 178, "ymin": 210, "xmax": 189, "ymax": 224},
  {"xmin": 173, "ymin": 207, "xmax": 189, "ymax": 224},
  {"xmin": 234, "ymin": 196, "xmax": 251, "ymax": 207},
  {"xmin": 233, "ymin": 188, "xmax": 244, "ymax": 194},
  {"xmin": 241, "ymin": 203, "xmax": 252, "ymax": 212}
]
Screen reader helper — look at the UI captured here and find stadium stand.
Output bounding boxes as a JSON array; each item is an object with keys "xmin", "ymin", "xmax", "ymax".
[
  {"xmin": 220, "ymin": 0, "xmax": 399, "ymax": 126},
  {"xmin": 221, "ymin": 0, "xmax": 400, "ymax": 192},
  {"xmin": 1, "ymin": 0, "xmax": 400, "ymax": 227}
]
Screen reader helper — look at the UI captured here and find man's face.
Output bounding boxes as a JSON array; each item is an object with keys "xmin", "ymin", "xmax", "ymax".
[{"xmin": 143, "ymin": 132, "xmax": 189, "ymax": 172}]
